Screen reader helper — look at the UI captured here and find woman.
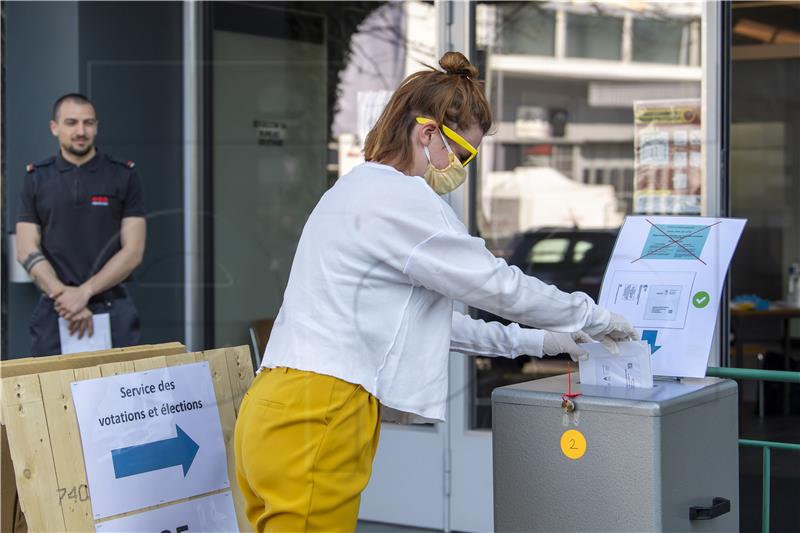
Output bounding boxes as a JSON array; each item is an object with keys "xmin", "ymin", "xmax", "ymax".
[{"xmin": 234, "ymin": 52, "xmax": 636, "ymax": 532}]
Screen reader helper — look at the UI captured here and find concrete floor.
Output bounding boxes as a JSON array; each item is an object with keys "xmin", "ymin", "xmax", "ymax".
[{"xmin": 357, "ymin": 521, "xmax": 440, "ymax": 532}]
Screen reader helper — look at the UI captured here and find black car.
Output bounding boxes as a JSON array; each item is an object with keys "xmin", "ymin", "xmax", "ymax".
[{"xmin": 476, "ymin": 227, "xmax": 619, "ymax": 325}]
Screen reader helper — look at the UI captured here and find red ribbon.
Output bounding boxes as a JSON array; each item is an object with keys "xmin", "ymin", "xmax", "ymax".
[{"xmin": 561, "ymin": 362, "xmax": 582, "ymax": 402}]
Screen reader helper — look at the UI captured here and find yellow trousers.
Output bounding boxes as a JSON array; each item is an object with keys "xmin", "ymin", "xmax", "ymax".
[{"xmin": 234, "ymin": 367, "xmax": 381, "ymax": 532}]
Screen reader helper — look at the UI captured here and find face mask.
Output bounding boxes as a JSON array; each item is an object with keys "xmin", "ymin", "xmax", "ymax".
[{"xmin": 423, "ymin": 129, "xmax": 467, "ymax": 195}]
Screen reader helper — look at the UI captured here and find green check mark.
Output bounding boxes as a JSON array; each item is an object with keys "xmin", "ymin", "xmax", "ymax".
[{"xmin": 692, "ymin": 291, "xmax": 710, "ymax": 309}]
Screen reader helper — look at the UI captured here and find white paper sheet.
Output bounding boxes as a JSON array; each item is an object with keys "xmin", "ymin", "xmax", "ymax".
[
  {"xmin": 599, "ymin": 216, "xmax": 746, "ymax": 377},
  {"xmin": 71, "ymin": 363, "xmax": 230, "ymax": 519},
  {"xmin": 579, "ymin": 341, "xmax": 654, "ymax": 389},
  {"xmin": 58, "ymin": 312, "xmax": 112, "ymax": 354},
  {"xmin": 95, "ymin": 491, "xmax": 239, "ymax": 532}
]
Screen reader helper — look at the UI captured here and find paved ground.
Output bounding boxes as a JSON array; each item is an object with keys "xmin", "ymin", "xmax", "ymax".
[{"xmin": 357, "ymin": 521, "xmax": 439, "ymax": 532}]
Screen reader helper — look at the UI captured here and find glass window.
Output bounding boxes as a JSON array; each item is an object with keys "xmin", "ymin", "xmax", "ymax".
[
  {"xmin": 633, "ymin": 18, "xmax": 688, "ymax": 64},
  {"xmin": 728, "ymin": 5, "xmax": 800, "ymax": 529},
  {"xmin": 528, "ymin": 238, "xmax": 570, "ymax": 264},
  {"xmin": 572, "ymin": 240, "xmax": 594, "ymax": 262},
  {"xmin": 729, "ymin": 5, "xmax": 800, "ymax": 353},
  {"xmin": 566, "ymin": 13, "xmax": 623, "ymax": 61},
  {"xmin": 497, "ymin": 3, "xmax": 556, "ymax": 56},
  {"xmin": 471, "ymin": 1, "xmax": 703, "ymax": 430}
]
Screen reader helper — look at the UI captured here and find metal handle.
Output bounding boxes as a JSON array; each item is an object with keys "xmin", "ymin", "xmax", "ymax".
[{"xmin": 689, "ymin": 497, "xmax": 731, "ymax": 520}]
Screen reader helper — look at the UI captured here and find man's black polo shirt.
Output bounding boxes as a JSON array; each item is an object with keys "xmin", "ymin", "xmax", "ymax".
[{"xmin": 17, "ymin": 151, "xmax": 145, "ymax": 286}]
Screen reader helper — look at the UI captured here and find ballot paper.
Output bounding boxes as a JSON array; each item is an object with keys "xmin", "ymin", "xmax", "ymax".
[
  {"xmin": 579, "ymin": 341, "xmax": 654, "ymax": 389},
  {"xmin": 58, "ymin": 313, "xmax": 112, "ymax": 354}
]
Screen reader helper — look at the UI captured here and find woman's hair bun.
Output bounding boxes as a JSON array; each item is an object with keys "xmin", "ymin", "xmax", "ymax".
[{"xmin": 439, "ymin": 51, "xmax": 479, "ymax": 79}]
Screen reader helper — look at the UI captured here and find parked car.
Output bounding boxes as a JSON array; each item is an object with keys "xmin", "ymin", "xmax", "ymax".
[{"xmin": 475, "ymin": 227, "xmax": 619, "ymax": 325}]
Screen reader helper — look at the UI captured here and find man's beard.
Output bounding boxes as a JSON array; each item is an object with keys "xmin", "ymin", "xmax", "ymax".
[{"xmin": 64, "ymin": 139, "xmax": 94, "ymax": 157}]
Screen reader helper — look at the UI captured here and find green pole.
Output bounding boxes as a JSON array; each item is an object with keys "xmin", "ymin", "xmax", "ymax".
[
  {"xmin": 740, "ymin": 439, "xmax": 800, "ymax": 452},
  {"xmin": 762, "ymin": 446, "xmax": 771, "ymax": 533},
  {"xmin": 706, "ymin": 366, "xmax": 800, "ymax": 384}
]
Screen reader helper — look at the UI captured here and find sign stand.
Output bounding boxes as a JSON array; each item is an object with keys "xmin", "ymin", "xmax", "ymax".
[{"xmin": 0, "ymin": 343, "xmax": 254, "ymax": 532}]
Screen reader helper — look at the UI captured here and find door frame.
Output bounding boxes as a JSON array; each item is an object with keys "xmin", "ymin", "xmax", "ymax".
[
  {"xmin": 441, "ymin": 2, "xmax": 496, "ymax": 531},
  {"xmin": 701, "ymin": 0, "xmax": 729, "ymax": 367},
  {"xmin": 183, "ymin": 1, "xmax": 203, "ymax": 352}
]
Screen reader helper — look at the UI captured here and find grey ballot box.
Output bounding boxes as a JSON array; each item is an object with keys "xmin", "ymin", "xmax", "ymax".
[{"xmin": 492, "ymin": 375, "xmax": 739, "ymax": 532}]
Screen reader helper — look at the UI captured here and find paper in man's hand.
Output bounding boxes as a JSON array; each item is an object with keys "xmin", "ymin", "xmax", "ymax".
[{"xmin": 58, "ymin": 313, "xmax": 112, "ymax": 354}]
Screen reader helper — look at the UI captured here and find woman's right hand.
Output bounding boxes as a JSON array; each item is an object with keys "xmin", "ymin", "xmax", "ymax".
[{"xmin": 591, "ymin": 311, "xmax": 638, "ymax": 354}]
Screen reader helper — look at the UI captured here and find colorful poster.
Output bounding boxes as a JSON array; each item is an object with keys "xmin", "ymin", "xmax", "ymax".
[{"xmin": 633, "ymin": 99, "xmax": 702, "ymax": 215}]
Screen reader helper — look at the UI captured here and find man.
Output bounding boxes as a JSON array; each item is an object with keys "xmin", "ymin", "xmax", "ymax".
[{"xmin": 16, "ymin": 93, "xmax": 146, "ymax": 356}]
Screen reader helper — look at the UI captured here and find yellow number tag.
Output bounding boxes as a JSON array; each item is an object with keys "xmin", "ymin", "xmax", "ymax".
[{"xmin": 560, "ymin": 429, "xmax": 587, "ymax": 460}]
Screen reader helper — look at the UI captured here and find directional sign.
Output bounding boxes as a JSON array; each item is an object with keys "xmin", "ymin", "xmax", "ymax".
[
  {"xmin": 71, "ymin": 362, "xmax": 230, "ymax": 519},
  {"xmin": 641, "ymin": 330, "xmax": 662, "ymax": 354},
  {"xmin": 112, "ymin": 425, "xmax": 199, "ymax": 479}
]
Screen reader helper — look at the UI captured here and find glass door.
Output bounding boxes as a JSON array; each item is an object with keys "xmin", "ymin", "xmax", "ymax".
[
  {"xmin": 728, "ymin": 2, "xmax": 800, "ymax": 530},
  {"xmin": 205, "ymin": 2, "xmax": 448, "ymax": 529},
  {"xmin": 449, "ymin": 3, "xmax": 706, "ymax": 530},
  {"xmin": 208, "ymin": 2, "xmax": 328, "ymax": 349}
]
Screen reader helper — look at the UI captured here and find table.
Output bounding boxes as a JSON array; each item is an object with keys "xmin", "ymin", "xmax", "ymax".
[{"xmin": 730, "ymin": 305, "xmax": 800, "ymax": 416}]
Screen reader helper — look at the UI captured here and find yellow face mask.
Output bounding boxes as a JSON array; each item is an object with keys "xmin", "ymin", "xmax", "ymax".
[{"xmin": 423, "ymin": 129, "xmax": 467, "ymax": 195}]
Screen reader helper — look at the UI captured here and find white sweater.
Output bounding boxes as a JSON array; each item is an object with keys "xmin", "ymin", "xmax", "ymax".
[{"xmin": 261, "ymin": 162, "xmax": 610, "ymax": 421}]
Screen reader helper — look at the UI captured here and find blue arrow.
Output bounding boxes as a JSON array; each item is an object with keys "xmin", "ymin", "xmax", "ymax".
[
  {"xmin": 642, "ymin": 330, "xmax": 662, "ymax": 354},
  {"xmin": 111, "ymin": 425, "xmax": 199, "ymax": 479}
]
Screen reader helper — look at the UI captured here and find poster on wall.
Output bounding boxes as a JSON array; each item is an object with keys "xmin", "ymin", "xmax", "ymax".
[{"xmin": 633, "ymin": 99, "xmax": 702, "ymax": 215}]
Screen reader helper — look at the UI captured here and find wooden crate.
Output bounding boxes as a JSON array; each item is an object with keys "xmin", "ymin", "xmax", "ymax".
[{"xmin": 0, "ymin": 343, "xmax": 255, "ymax": 532}]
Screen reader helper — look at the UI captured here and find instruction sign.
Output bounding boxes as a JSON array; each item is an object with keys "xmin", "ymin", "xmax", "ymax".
[
  {"xmin": 599, "ymin": 216, "xmax": 746, "ymax": 377},
  {"xmin": 95, "ymin": 491, "xmax": 238, "ymax": 532},
  {"xmin": 72, "ymin": 362, "xmax": 229, "ymax": 519}
]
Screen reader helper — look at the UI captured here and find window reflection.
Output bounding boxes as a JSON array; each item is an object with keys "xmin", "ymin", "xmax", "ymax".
[
  {"xmin": 528, "ymin": 238, "xmax": 570, "ymax": 264},
  {"xmin": 572, "ymin": 240, "xmax": 594, "ymax": 262},
  {"xmin": 633, "ymin": 18, "xmax": 690, "ymax": 64},
  {"xmin": 497, "ymin": 3, "xmax": 556, "ymax": 56},
  {"xmin": 567, "ymin": 13, "xmax": 623, "ymax": 60}
]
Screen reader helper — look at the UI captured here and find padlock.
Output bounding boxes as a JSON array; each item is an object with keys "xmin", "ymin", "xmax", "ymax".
[{"xmin": 561, "ymin": 398, "xmax": 575, "ymax": 413}]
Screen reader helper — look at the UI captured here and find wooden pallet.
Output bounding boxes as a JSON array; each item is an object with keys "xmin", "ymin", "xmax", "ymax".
[{"xmin": 0, "ymin": 343, "xmax": 255, "ymax": 532}]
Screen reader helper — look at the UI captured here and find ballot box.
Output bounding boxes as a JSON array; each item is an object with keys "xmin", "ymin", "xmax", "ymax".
[{"xmin": 492, "ymin": 375, "xmax": 739, "ymax": 532}]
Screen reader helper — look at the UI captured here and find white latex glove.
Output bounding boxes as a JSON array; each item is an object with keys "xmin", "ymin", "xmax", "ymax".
[
  {"xmin": 591, "ymin": 311, "xmax": 638, "ymax": 355},
  {"xmin": 542, "ymin": 330, "xmax": 593, "ymax": 362}
]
